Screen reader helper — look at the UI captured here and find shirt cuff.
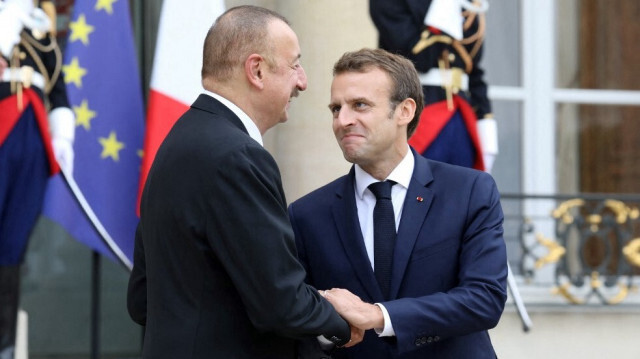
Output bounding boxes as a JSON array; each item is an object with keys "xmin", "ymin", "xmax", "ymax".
[
  {"xmin": 373, "ymin": 303, "xmax": 396, "ymax": 337},
  {"xmin": 317, "ymin": 335, "xmax": 336, "ymax": 350}
]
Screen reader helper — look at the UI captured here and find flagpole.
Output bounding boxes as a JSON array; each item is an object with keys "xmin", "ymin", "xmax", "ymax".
[
  {"xmin": 91, "ymin": 251, "xmax": 101, "ymax": 359},
  {"xmin": 59, "ymin": 169, "xmax": 133, "ymax": 271},
  {"xmin": 507, "ymin": 263, "xmax": 533, "ymax": 332}
]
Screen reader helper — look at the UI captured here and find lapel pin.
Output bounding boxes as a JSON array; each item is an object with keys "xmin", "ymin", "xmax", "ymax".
[{"xmin": 416, "ymin": 196, "xmax": 423, "ymax": 202}]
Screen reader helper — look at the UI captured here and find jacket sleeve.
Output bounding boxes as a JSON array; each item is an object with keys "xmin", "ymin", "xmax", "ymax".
[
  {"xmin": 383, "ymin": 172, "xmax": 507, "ymax": 355},
  {"xmin": 127, "ymin": 223, "xmax": 147, "ymax": 325},
  {"xmin": 205, "ymin": 144, "xmax": 350, "ymax": 346}
]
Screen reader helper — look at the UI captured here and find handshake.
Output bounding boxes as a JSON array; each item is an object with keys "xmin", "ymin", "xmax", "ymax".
[{"xmin": 319, "ymin": 288, "xmax": 385, "ymax": 348}]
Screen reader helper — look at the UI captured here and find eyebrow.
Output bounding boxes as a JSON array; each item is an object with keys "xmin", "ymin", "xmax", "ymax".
[{"xmin": 327, "ymin": 97, "xmax": 371, "ymax": 109}]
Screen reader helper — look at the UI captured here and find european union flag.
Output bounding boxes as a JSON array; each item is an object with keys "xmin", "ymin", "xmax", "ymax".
[{"xmin": 42, "ymin": 0, "xmax": 144, "ymax": 269}]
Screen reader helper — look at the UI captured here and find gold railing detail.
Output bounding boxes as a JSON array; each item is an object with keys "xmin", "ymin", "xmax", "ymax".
[
  {"xmin": 623, "ymin": 238, "xmax": 640, "ymax": 268},
  {"xmin": 551, "ymin": 198, "xmax": 584, "ymax": 223},
  {"xmin": 535, "ymin": 233, "xmax": 566, "ymax": 269},
  {"xmin": 604, "ymin": 199, "xmax": 640, "ymax": 224},
  {"xmin": 508, "ymin": 194, "xmax": 640, "ymax": 305},
  {"xmin": 552, "ymin": 283, "xmax": 584, "ymax": 305}
]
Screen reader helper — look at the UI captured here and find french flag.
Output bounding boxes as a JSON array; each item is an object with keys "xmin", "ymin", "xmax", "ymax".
[{"xmin": 139, "ymin": 0, "xmax": 225, "ymax": 209}]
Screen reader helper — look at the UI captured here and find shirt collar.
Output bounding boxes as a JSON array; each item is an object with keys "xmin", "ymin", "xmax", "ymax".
[
  {"xmin": 354, "ymin": 146, "xmax": 414, "ymax": 199},
  {"xmin": 203, "ymin": 89, "xmax": 263, "ymax": 146}
]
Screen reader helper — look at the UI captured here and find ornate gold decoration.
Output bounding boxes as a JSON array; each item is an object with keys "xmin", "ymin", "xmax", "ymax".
[
  {"xmin": 553, "ymin": 273, "xmax": 631, "ymax": 305},
  {"xmin": 623, "ymin": 238, "xmax": 640, "ymax": 268},
  {"xmin": 541, "ymin": 198, "xmax": 640, "ymax": 305},
  {"xmin": 607, "ymin": 284, "xmax": 630, "ymax": 305},
  {"xmin": 551, "ymin": 199, "xmax": 584, "ymax": 223},
  {"xmin": 604, "ymin": 200, "xmax": 639, "ymax": 224},
  {"xmin": 552, "ymin": 283, "xmax": 584, "ymax": 305},
  {"xmin": 535, "ymin": 233, "xmax": 566, "ymax": 268},
  {"xmin": 590, "ymin": 271, "xmax": 601, "ymax": 289},
  {"xmin": 412, "ymin": 30, "xmax": 452, "ymax": 55}
]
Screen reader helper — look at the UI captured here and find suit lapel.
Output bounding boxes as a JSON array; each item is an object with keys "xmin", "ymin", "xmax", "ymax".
[
  {"xmin": 191, "ymin": 94, "xmax": 248, "ymax": 134},
  {"xmin": 390, "ymin": 150, "xmax": 435, "ymax": 299},
  {"xmin": 331, "ymin": 168, "xmax": 384, "ymax": 302}
]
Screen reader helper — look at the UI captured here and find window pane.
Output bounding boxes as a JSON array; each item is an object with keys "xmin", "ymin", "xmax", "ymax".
[
  {"xmin": 493, "ymin": 100, "xmax": 523, "ymax": 194},
  {"xmin": 557, "ymin": 0, "xmax": 640, "ymax": 90},
  {"xmin": 556, "ymin": 103, "xmax": 640, "ymax": 193},
  {"xmin": 485, "ymin": 0, "xmax": 522, "ymax": 87}
]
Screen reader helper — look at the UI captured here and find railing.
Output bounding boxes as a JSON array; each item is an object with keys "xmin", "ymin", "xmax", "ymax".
[{"xmin": 501, "ymin": 193, "xmax": 640, "ymax": 305}]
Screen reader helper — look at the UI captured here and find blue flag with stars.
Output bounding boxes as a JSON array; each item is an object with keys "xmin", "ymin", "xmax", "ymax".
[{"xmin": 42, "ymin": 0, "xmax": 144, "ymax": 269}]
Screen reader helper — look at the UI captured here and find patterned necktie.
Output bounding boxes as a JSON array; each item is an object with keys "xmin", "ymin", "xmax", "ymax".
[{"xmin": 368, "ymin": 180, "xmax": 396, "ymax": 300}]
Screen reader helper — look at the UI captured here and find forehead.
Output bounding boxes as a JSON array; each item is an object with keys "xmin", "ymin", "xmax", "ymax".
[
  {"xmin": 330, "ymin": 67, "xmax": 391, "ymax": 101},
  {"xmin": 268, "ymin": 20, "xmax": 301, "ymax": 60}
]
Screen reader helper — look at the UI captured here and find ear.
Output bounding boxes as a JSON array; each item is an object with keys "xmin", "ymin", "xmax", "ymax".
[
  {"xmin": 245, "ymin": 54, "xmax": 265, "ymax": 90},
  {"xmin": 396, "ymin": 98, "xmax": 416, "ymax": 126}
]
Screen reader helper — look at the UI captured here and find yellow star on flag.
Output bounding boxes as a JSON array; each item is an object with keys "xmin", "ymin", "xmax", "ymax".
[
  {"xmin": 69, "ymin": 14, "xmax": 95, "ymax": 45},
  {"xmin": 74, "ymin": 99, "xmax": 97, "ymax": 130},
  {"xmin": 95, "ymin": 0, "xmax": 118, "ymax": 14},
  {"xmin": 62, "ymin": 57, "xmax": 87, "ymax": 88},
  {"xmin": 99, "ymin": 131, "xmax": 125, "ymax": 161}
]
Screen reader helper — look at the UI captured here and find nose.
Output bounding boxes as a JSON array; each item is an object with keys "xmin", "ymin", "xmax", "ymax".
[
  {"xmin": 333, "ymin": 107, "xmax": 355, "ymax": 129},
  {"xmin": 296, "ymin": 65, "xmax": 308, "ymax": 91}
]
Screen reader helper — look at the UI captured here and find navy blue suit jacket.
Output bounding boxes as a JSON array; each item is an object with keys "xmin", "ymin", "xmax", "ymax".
[{"xmin": 288, "ymin": 149, "xmax": 507, "ymax": 358}]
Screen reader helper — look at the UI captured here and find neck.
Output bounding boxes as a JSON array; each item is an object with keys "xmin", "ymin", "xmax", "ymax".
[
  {"xmin": 360, "ymin": 143, "xmax": 408, "ymax": 181},
  {"xmin": 205, "ymin": 81, "xmax": 266, "ymax": 134}
]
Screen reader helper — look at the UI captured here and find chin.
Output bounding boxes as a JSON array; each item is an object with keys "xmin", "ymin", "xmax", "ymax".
[{"xmin": 341, "ymin": 149, "xmax": 360, "ymax": 164}]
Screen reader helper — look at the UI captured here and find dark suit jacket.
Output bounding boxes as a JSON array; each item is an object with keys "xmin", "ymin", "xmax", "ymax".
[
  {"xmin": 288, "ymin": 149, "xmax": 507, "ymax": 358},
  {"xmin": 127, "ymin": 94, "xmax": 350, "ymax": 359}
]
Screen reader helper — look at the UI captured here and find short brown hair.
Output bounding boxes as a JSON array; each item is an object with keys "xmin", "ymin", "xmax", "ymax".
[
  {"xmin": 201, "ymin": 6, "xmax": 289, "ymax": 82},
  {"xmin": 333, "ymin": 48, "xmax": 424, "ymax": 137}
]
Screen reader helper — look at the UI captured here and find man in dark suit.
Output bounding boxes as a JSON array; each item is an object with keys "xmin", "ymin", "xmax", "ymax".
[
  {"xmin": 288, "ymin": 48, "xmax": 507, "ymax": 358},
  {"xmin": 127, "ymin": 6, "xmax": 359, "ymax": 358}
]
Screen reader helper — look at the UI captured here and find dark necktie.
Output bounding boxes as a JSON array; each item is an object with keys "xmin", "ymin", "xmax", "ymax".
[{"xmin": 368, "ymin": 180, "xmax": 396, "ymax": 300}]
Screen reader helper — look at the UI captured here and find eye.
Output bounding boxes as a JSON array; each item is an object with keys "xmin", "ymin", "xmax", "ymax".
[
  {"xmin": 354, "ymin": 102, "xmax": 368, "ymax": 110},
  {"xmin": 329, "ymin": 105, "xmax": 341, "ymax": 116},
  {"xmin": 289, "ymin": 61, "xmax": 301, "ymax": 71}
]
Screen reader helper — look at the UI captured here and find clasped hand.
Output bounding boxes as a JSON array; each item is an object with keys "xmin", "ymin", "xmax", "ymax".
[{"xmin": 319, "ymin": 288, "xmax": 385, "ymax": 348}]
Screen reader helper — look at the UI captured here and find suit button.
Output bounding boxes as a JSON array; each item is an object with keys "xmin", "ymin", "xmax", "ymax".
[
  {"xmin": 434, "ymin": 336, "xmax": 440, "ymax": 342},
  {"xmin": 415, "ymin": 338, "xmax": 422, "ymax": 346},
  {"xmin": 427, "ymin": 336, "xmax": 433, "ymax": 343},
  {"xmin": 421, "ymin": 337, "xmax": 427, "ymax": 344}
]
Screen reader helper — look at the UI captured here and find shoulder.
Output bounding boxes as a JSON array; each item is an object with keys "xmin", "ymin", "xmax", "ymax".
[
  {"xmin": 427, "ymin": 158, "xmax": 490, "ymax": 179},
  {"xmin": 425, "ymin": 159, "xmax": 498, "ymax": 194},
  {"xmin": 290, "ymin": 174, "xmax": 350, "ymax": 210},
  {"xmin": 156, "ymin": 109, "xmax": 275, "ymax": 180}
]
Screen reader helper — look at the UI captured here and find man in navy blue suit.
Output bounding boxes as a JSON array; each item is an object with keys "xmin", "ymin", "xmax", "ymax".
[{"xmin": 288, "ymin": 48, "xmax": 507, "ymax": 358}]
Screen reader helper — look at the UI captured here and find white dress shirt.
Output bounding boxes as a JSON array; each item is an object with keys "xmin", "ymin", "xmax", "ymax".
[
  {"xmin": 203, "ymin": 89, "xmax": 263, "ymax": 146},
  {"xmin": 354, "ymin": 146, "xmax": 414, "ymax": 337}
]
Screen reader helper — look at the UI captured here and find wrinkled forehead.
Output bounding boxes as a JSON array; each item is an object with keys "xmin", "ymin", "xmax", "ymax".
[{"xmin": 331, "ymin": 69, "xmax": 392, "ymax": 100}]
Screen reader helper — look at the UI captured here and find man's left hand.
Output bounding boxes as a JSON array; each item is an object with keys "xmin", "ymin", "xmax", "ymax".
[{"xmin": 321, "ymin": 288, "xmax": 384, "ymax": 330}]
